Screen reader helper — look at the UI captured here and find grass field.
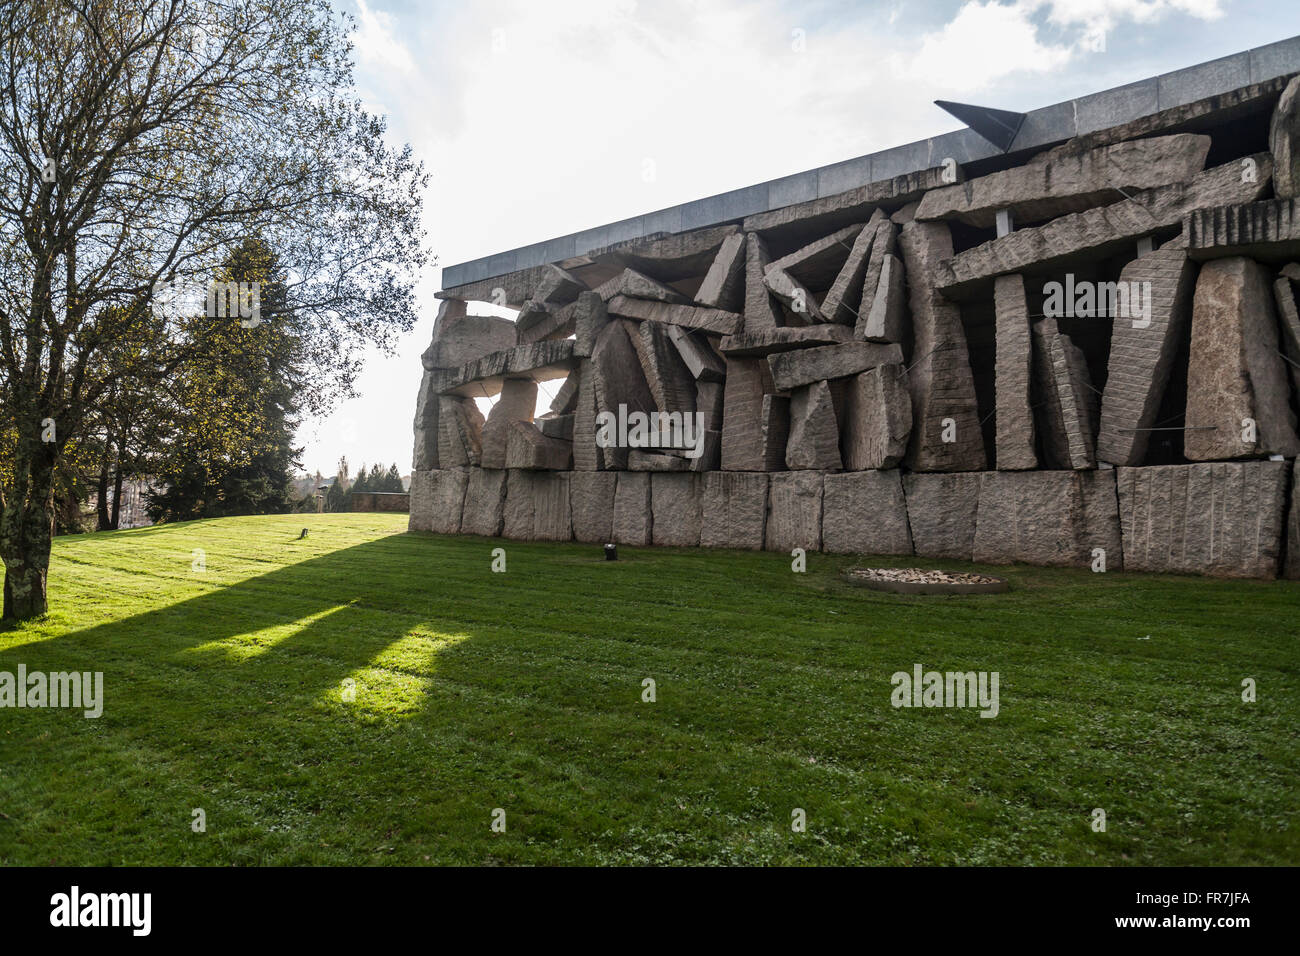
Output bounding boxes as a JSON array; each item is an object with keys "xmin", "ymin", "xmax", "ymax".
[{"xmin": 1, "ymin": 513, "xmax": 1296, "ymax": 865}]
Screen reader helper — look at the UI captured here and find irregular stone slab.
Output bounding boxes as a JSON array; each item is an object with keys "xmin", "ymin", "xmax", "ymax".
[
  {"xmin": 1096, "ymin": 245, "xmax": 1196, "ymax": 466},
  {"xmin": 413, "ymin": 468, "xmax": 470, "ymax": 535},
  {"xmin": 915, "ymin": 133, "xmax": 1211, "ymax": 228},
  {"xmin": 993, "ymin": 274, "xmax": 1037, "ymax": 470},
  {"xmin": 537, "ymin": 413, "xmax": 574, "ymax": 441},
  {"xmin": 549, "ymin": 373, "xmax": 580, "ymax": 415},
  {"xmin": 606, "ymin": 295, "xmax": 742, "ymax": 335},
  {"xmin": 822, "ymin": 471, "xmax": 913, "ymax": 555},
  {"xmin": 973, "ymin": 470, "xmax": 1122, "ymax": 569},
  {"xmin": 1030, "ymin": 319, "xmax": 1096, "ymax": 470},
  {"xmin": 505, "ymin": 420, "xmax": 572, "ymax": 470},
  {"xmin": 430, "ymin": 340, "xmax": 576, "ymax": 396},
  {"xmin": 573, "ymin": 291, "xmax": 610, "ymax": 358},
  {"xmin": 902, "ymin": 472, "xmax": 982, "ymax": 560},
  {"xmin": 1287, "ymin": 460, "xmax": 1300, "ymax": 581},
  {"xmin": 719, "ymin": 324, "xmax": 854, "ymax": 356},
  {"xmin": 937, "ymin": 155, "xmax": 1272, "ymax": 297},
  {"xmin": 572, "ymin": 360, "xmax": 602, "ymax": 471},
  {"xmin": 763, "ymin": 268, "xmax": 825, "ymax": 322},
  {"xmin": 1270, "ymin": 75, "xmax": 1300, "ymax": 200},
  {"xmin": 437, "ymin": 264, "xmax": 557, "ymax": 309},
  {"xmin": 721, "ymin": 357, "xmax": 771, "ymax": 471},
  {"xmin": 612, "ymin": 472, "xmax": 652, "ymax": 545},
  {"xmin": 666, "ymin": 325, "xmax": 725, "ymax": 381},
  {"xmin": 502, "ymin": 469, "xmax": 535, "ymax": 540},
  {"xmin": 530, "ymin": 264, "xmax": 585, "ymax": 305},
  {"xmin": 854, "ymin": 220, "xmax": 898, "ymax": 340},
  {"xmin": 628, "ymin": 450, "xmax": 691, "ymax": 472},
  {"xmin": 743, "ymin": 233, "xmax": 784, "ymax": 332},
  {"xmin": 842, "ymin": 365, "xmax": 912, "ymax": 470},
  {"xmin": 767, "ymin": 341, "xmax": 903, "ymax": 391},
  {"xmin": 421, "ymin": 299, "xmax": 519, "ymax": 370},
  {"xmin": 650, "ymin": 473, "xmax": 702, "ymax": 547},
  {"xmin": 605, "ymin": 224, "xmax": 740, "ymax": 282},
  {"xmin": 531, "ymin": 472, "xmax": 572, "ymax": 541},
  {"xmin": 1185, "ymin": 257, "xmax": 1300, "ymax": 460},
  {"xmin": 1185, "ymin": 197, "xmax": 1300, "ymax": 258},
  {"xmin": 765, "ymin": 471, "xmax": 823, "ymax": 553},
  {"xmin": 460, "ymin": 468, "xmax": 508, "ymax": 537},
  {"xmin": 695, "ymin": 232, "xmax": 746, "ymax": 311},
  {"xmin": 897, "ymin": 220, "xmax": 986, "ymax": 471},
  {"xmin": 696, "ymin": 379, "xmax": 725, "ymax": 432},
  {"xmin": 858, "ymin": 253, "xmax": 906, "ymax": 344},
  {"xmin": 822, "ymin": 211, "xmax": 883, "ymax": 326},
  {"xmin": 785, "ymin": 380, "xmax": 842, "ymax": 470},
  {"xmin": 570, "ymin": 471, "xmax": 617, "ymax": 544},
  {"xmin": 766, "ymin": 223, "xmax": 864, "ymax": 291},
  {"xmin": 413, "ymin": 370, "xmax": 441, "ymax": 470},
  {"xmin": 594, "ymin": 268, "xmax": 689, "ymax": 304},
  {"xmin": 437, "ymin": 396, "xmax": 484, "ymax": 468},
  {"xmin": 1117, "ymin": 461, "xmax": 1288, "ymax": 578},
  {"xmin": 1272, "ymin": 272, "xmax": 1300, "ymax": 395},
  {"xmin": 479, "ymin": 378, "xmax": 538, "ymax": 470},
  {"xmin": 516, "ymin": 299, "xmax": 576, "ymax": 345},
  {"xmin": 700, "ymin": 472, "xmax": 768, "ymax": 550},
  {"xmin": 760, "ymin": 395, "xmax": 791, "ymax": 471},
  {"xmin": 631, "ymin": 320, "xmax": 696, "ymax": 413},
  {"xmin": 591, "ymin": 319, "xmax": 657, "ymax": 469}
]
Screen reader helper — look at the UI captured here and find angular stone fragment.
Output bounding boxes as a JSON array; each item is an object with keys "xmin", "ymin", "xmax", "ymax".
[
  {"xmin": 821, "ymin": 211, "xmax": 882, "ymax": 326},
  {"xmin": 1030, "ymin": 319, "xmax": 1095, "ymax": 470},
  {"xmin": 413, "ymin": 370, "xmax": 441, "ymax": 470},
  {"xmin": 719, "ymin": 324, "xmax": 854, "ymax": 356},
  {"xmin": 915, "ymin": 134, "xmax": 1211, "ymax": 227},
  {"xmin": 430, "ymin": 340, "xmax": 576, "ymax": 397},
  {"xmin": 937, "ymin": 155, "xmax": 1272, "ymax": 296},
  {"xmin": 631, "ymin": 320, "xmax": 696, "ymax": 414},
  {"xmin": 1272, "ymin": 271, "xmax": 1300, "ymax": 395},
  {"xmin": 858, "ymin": 253, "xmax": 906, "ymax": 344},
  {"xmin": 766, "ymin": 223, "xmax": 864, "ymax": 291},
  {"xmin": 606, "ymin": 224, "xmax": 740, "ymax": 282},
  {"xmin": 437, "ymin": 396, "xmax": 485, "ymax": 467},
  {"xmin": 759, "ymin": 395, "xmax": 791, "ymax": 471},
  {"xmin": 594, "ymin": 268, "xmax": 689, "ymax": 304},
  {"xmin": 767, "ymin": 341, "xmax": 903, "ymax": 392},
  {"xmin": 763, "ymin": 268, "xmax": 825, "ymax": 323},
  {"xmin": 721, "ymin": 357, "xmax": 771, "ymax": 471},
  {"xmin": 573, "ymin": 291, "xmax": 610, "ymax": 358},
  {"xmin": 505, "ymin": 420, "xmax": 572, "ymax": 470},
  {"xmin": 901, "ymin": 472, "xmax": 981, "ymax": 560},
  {"xmin": 993, "ymin": 274, "xmax": 1038, "ymax": 470},
  {"xmin": 821, "ymin": 471, "xmax": 913, "ymax": 555},
  {"xmin": 696, "ymin": 380, "xmax": 725, "ymax": 432},
  {"xmin": 591, "ymin": 319, "xmax": 657, "ymax": 470},
  {"xmin": 531, "ymin": 472, "xmax": 572, "ymax": 541},
  {"xmin": 516, "ymin": 299, "xmax": 576, "ymax": 345},
  {"xmin": 479, "ymin": 378, "xmax": 537, "ymax": 470},
  {"xmin": 532, "ymin": 264, "xmax": 586, "ymax": 305},
  {"xmin": 972, "ymin": 470, "xmax": 1122, "ymax": 569},
  {"xmin": 628, "ymin": 450, "xmax": 691, "ymax": 472},
  {"xmin": 606, "ymin": 295, "xmax": 742, "ymax": 335},
  {"xmin": 538, "ymin": 413, "xmax": 574, "ymax": 441},
  {"xmin": 765, "ymin": 472, "xmax": 823, "ymax": 553},
  {"xmin": 572, "ymin": 360, "xmax": 602, "ymax": 471},
  {"xmin": 666, "ymin": 325, "xmax": 725, "ymax": 381},
  {"xmin": 421, "ymin": 299, "xmax": 518, "ymax": 370},
  {"xmin": 1096, "ymin": 246, "xmax": 1196, "ymax": 466},
  {"xmin": 570, "ymin": 472, "xmax": 617, "ymax": 544},
  {"xmin": 1185, "ymin": 197, "xmax": 1300, "ymax": 256},
  {"xmin": 854, "ymin": 220, "xmax": 898, "ymax": 340},
  {"xmin": 1270, "ymin": 75, "xmax": 1300, "ymax": 200},
  {"xmin": 612, "ymin": 472, "xmax": 652, "ymax": 545},
  {"xmin": 897, "ymin": 220, "xmax": 986, "ymax": 471},
  {"xmin": 700, "ymin": 472, "xmax": 768, "ymax": 550},
  {"xmin": 785, "ymin": 380, "xmax": 842, "ymax": 470},
  {"xmin": 1117, "ymin": 461, "xmax": 1288, "ymax": 578},
  {"xmin": 502, "ymin": 470, "xmax": 535, "ymax": 540},
  {"xmin": 842, "ymin": 365, "xmax": 912, "ymax": 470},
  {"xmin": 695, "ymin": 232, "xmax": 746, "ymax": 311},
  {"xmin": 650, "ymin": 473, "xmax": 702, "ymax": 547},
  {"xmin": 412, "ymin": 467, "xmax": 470, "ymax": 535},
  {"xmin": 743, "ymin": 233, "xmax": 784, "ymax": 332},
  {"xmin": 549, "ymin": 373, "xmax": 580, "ymax": 415},
  {"xmin": 1184, "ymin": 257, "xmax": 1300, "ymax": 459},
  {"xmin": 459, "ymin": 468, "xmax": 508, "ymax": 537}
]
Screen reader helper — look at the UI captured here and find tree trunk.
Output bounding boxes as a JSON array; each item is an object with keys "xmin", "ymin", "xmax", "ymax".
[
  {"xmin": 110, "ymin": 464, "xmax": 124, "ymax": 530},
  {"xmin": 1, "ymin": 445, "xmax": 56, "ymax": 623},
  {"xmin": 96, "ymin": 457, "xmax": 111, "ymax": 530}
]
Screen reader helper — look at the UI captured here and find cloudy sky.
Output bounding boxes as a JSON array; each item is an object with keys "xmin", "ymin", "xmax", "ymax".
[{"xmin": 297, "ymin": 0, "xmax": 1300, "ymax": 478}]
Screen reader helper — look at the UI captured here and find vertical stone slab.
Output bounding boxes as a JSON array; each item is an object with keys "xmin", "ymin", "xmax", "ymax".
[
  {"xmin": 854, "ymin": 220, "xmax": 898, "ymax": 340},
  {"xmin": 650, "ymin": 473, "xmax": 702, "ymax": 547},
  {"xmin": 1117, "ymin": 461, "xmax": 1288, "ymax": 578},
  {"xmin": 722, "ymin": 357, "xmax": 768, "ymax": 470},
  {"xmin": 842, "ymin": 365, "xmax": 912, "ymax": 470},
  {"xmin": 695, "ymin": 232, "xmax": 746, "ymax": 312},
  {"xmin": 573, "ymin": 291, "xmax": 610, "ymax": 357},
  {"xmin": 633, "ymin": 320, "xmax": 696, "ymax": 414},
  {"xmin": 744, "ymin": 233, "xmax": 783, "ymax": 331},
  {"xmin": 972, "ymin": 471, "xmax": 1122, "ymax": 569},
  {"xmin": 897, "ymin": 219, "xmax": 986, "ymax": 471},
  {"xmin": 408, "ymin": 470, "xmax": 434, "ymax": 532},
  {"xmin": 696, "ymin": 379, "xmax": 725, "ymax": 432},
  {"xmin": 1185, "ymin": 257, "xmax": 1300, "ymax": 460},
  {"xmin": 460, "ymin": 468, "xmax": 508, "ymax": 537},
  {"xmin": 592, "ymin": 319, "xmax": 657, "ymax": 469},
  {"xmin": 760, "ymin": 394, "xmax": 791, "ymax": 471},
  {"xmin": 1270, "ymin": 74, "xmax": 1300, "ymax": 200},
  {"xmin": 700, "ymin": 472, "xmax": 768, "ymax": 550},
  {"xmin": 765, "ymin": 471, "xmax": 823, "ymax": 552},
  {"xmin": 1272, "ymin": 272, "xmax": 1300, "ymax": 396},
  {"xmin": 785, "ymin": 380, "xmax": 842, "ymax": 470},
  {"xmin": 901, "ymin": 472, "xmax": 982, "ymax": 560},
  {"xmin": 822, "ymin": 471, "xmax": 913, "ymax": 555},
  {"xmin": 437, "ymin": 396, "xmax": 485, "ymax": 468},
  {"xmin": 612, "ymin": 472, "xmax": 652, "ymax": 545},
  {"xmin": 532, "ymin": 472, "xmax": 573, "ymax": 541},
  {"xmin": 821, "ymin": 215, "xmax": 878, "ymax": 325},
  {"xmin": 480, "ymin": 378, "xmax": 538, "ymax": 470},
  {"xmin": 410, "ymin": 467, "xmax": 469, "ymax": 535},
  {"xmin": 570, "ymin": 472, "xmax": 617, "ymax": 544},
  {"xmin": 572, "ymin": 361, "xmax": 602, "ymax": 471},
  {"xmin": 413, "ymin": 370, "xmax": 441, "ymax": 471},
  {"xmin": 1096, "ymin": 246, "xmax": 1196, "ymax": 466},
  {"xmin": 502, "ymin": 469, "xmax": 535, "ymax": 540},
  {"xmin": 993, "ymin": 274, "xmax": 1037, "ymax": 470},
  {"xmin": 1032, "ymin": 319, "xmax": 1095, "ymax": 470},
  {"xmin": 860, "ymin": 253, "xmax": 907, "ymax": 344}
]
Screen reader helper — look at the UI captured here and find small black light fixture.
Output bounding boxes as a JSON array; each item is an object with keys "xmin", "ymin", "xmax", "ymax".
[{"xmin": 604, "ymin": 543, "xmax": 618, "ymax": 561}]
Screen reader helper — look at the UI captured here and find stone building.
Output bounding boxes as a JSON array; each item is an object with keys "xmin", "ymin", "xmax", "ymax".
[{"xmin": 411, "ymin": 37, "xmax": 1300, "ymax": 579}]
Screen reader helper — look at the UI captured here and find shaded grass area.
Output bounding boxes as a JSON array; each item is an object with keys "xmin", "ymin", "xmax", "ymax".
[{"xmin": 0, "ymin": 513, "xmax": 1296, "ymax": 865}]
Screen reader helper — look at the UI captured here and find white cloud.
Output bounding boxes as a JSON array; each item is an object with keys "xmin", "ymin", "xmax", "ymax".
[{"xmin": 353, "ymin": 0, "xmax": 415, "ymax": 76}]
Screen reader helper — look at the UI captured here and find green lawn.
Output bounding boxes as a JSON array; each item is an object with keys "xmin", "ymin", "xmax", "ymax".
[{"xmin": 1, "ymin": 513, "xmax": 1296, "ymax": 865}]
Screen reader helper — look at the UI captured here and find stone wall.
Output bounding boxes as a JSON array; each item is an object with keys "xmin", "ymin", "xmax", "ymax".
[{"xmin": 410, "ymin": 74, "xmax": 1300, "ymax": 579}]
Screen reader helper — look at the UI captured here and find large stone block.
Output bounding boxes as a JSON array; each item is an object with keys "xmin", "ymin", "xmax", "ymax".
[
  {"xmin": 1117, "ymin": 461, "xmax": 1289, "ymax": 578},
  {"xmin": 595, "ymin": 268, "xmax": 690, "ymax": 304},
  {"xmin": 992, "ymin": 274, "xmax": 1037, "ymax": 470},
  {"xmin": 573, "ymin": 291, "xmax": 610, "ymax": 358},
  {"xmin": 504, "ymin": 420, "xmax": 572, "ymax": 470},
  {"xmin": 606, "ymin": 224, "xmax": 740, "ymax": 282},
  {"xmin": 460, "ymin": 468, "xmax": 508, "ymax": 537},
  {"xmin": 842, "ymin": 365, "xmax": 912, "ymax": 470},
  {"xmin": 411, "ymin": 468, "xmax": 470, "ymax": 535},
  {"xmin": 666, "ymin": 325, "xmax": 726, "ymax": 381},
  {"xmin": 763, "ymin": 268, "xmax": 825, "ymax": 323},
  {"xmin": 720, "ymin": 324, "xmax": 854, "ymax": 356},
  {"xmin": 502, "ymin": 469, "xmax": 535, "ymax": 540},
  {"xmin": 1273, "ymin": 271, "xmax": 1300, "ymax": 395},
  {"xmin": 902, "ymin": 472, "xmax": 982, "ymax": 560},
  {"xmin": 972, "ymin": 470, "xmax": 1122, "ymax": 569},
  {"xmin": 1031, "ymin": 319, "xmax": 1096, "ymax": 470},
  {"xmin": 858, "ymin": 253, "xmax": 907, "ymax": 344},
  {"xmin": 632, "ymin": 320, "xmax": 696, "ymax": 414},
  {"xmin": 612, "ymin": 472, "xmax": 652, "ymax": 545},
  {"xmin": 606, "ymin": 295, "xmax": 742, "ymax": 335},
  {"xmin": 421, "ymin": 299, "xmax": 518, "ymax": 370},
  {"xmin": 821, "ymin": 212, "xmax": 880, "ymax": 326},
  {"xmin": 532, "ymin": 472, "xmax": 573, "ymax": 542},
  {"xmin": 765, "ymin": 471, "xmax": 823, "ymax": 553},
  {"xmin": 695, "ymin": 232, "xmax": 746, "ymax": 312},
  {"xmin": 650, "ymin": 473, "xmax": 702, "ymax": 547},
  {"xmin": 821, "ymin": 471, "xmax": 913, "ymax": 555},
  {"xmin": 413, "ymin": 369, "xmax": 441, "ymax": 471},
  {"xmin": 570, "ymin": 472, "xmax": 617, "ymax": 544},
  {"xmin": 785, "ymin": 380, "xmax": 842, "ymax": 470},
  {"xmin": 767, "ymin": 341, "xmax": 903, "ymax": 391},
  {"xmin": 1270, "ymin": 75, "xmax": 1300, "ymax": 200},
  {"xmin": 437, "ymin": 396, "xmax": 485, "ymax": 468},
  {"xmin": 1185, "ymin": 257, "xmax": 1300, "ymax": 460},
  {"xmin": 743, "ymin": 233, "xmax": 784, "ymax": 332},
  {"xmin": 721, "ymin": 357, "xmax": 786, "ymax": 471},
  {"xmin": 407, "ymin": 470, "xmax": 434, "ymax": 532},
  {"xmin": 1185, "ymin": 197, "xmax": 1300, "ymax": 257},
  {"xmin": 700, "ymin": 472, "xmax": 768, "ymax": 550},
  {"xmin": 480, "ymin": 378, "xmax": 538, "ymax": 470},
  {"xmin": 591, "ymin": 319, "xmax": 657, "ymax": 469},
  {"xmin": 1096, "ymin": 246, "xmax": 1196, "ymax": 466},
  {"xmin": 429, "ymin": 340, "xmax": 576, "ymax": 397},
  {"xmin": 854, "ymin": 220, "xmax": 898, "ymax": 341},
  {"xmin": 766, "ymin": 223, "xmax": 864, "ymax": 291}
]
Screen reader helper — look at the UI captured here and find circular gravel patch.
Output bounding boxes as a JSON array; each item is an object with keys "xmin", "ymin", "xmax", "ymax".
[{"xmin": 841, "ymin": 567, "xmax": 1009, "ymax": 595}]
